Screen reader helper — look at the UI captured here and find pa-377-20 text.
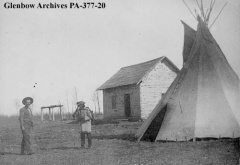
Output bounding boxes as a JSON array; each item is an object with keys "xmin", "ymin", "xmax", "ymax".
[{"xmin": 4, "ymin": 2, "xmax": 106, "ymax": 9}]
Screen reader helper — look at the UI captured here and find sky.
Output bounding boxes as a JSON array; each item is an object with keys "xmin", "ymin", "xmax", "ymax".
[{"xmin": 0, "ymin": 0, "xmax": 239, "ymax": 116}]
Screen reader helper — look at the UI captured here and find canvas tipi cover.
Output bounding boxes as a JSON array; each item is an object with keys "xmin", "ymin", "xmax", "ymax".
[{"xmin": 136, "ymin": 17, "xmax": 240, "ymax": 142}]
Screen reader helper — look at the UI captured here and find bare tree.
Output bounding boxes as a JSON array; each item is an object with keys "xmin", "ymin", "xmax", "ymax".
[
  {"xmin": 74, "ymin": 87, "xmax": 78, "ymax": 102},
  {"xmin": 66, "ymin": 99, "xmax": 70, "ymax": 113},
  {"xmin": 96, "ymin": 90, "xmax": 101, "ymax": 114},
  {"xmin": 72, "ymin": 101, "xmax": 74, "ymax": 114},
  {"xmin": 65, "ymin": 90, "xmax": 70, "ymax": 113},
  {"xmin": 92, "ymin": 91, "xmax": 97, "ymax": 114},
  {"xmin": 92, "ymin": 90, "xmax": 101, "ymax": 114},
  {"xmin": 72, "ymin": 87, "xmax": 79, "ymax": 110}
]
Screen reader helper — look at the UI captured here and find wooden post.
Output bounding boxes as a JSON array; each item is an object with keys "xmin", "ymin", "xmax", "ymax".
[
  {"xmin": 49, "ymin": 108, "xmax": 51, "ymax": 120},
  {"xmin": 52, "ymin": 108, "xmax": 55, "ymax": 121},
  {"xmin": 193, "ymin": 137, "xmax": 196, "ymax": 142},
  {"xmin": 60, "ymin": 106, "xmax": 63, "ymax": 121},
  {"xmin": 41, "ymin": 109, "xmax": 43, "ymax": 121},
  {"xmin": 62, "ymin": 106, "xmax": 64, "ymax": 120}
]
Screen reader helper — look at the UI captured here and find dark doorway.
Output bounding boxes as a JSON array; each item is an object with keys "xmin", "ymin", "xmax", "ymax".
[
  {"xmin": 141, "ymin": 105, "xmax": 168, "ymax": 142},
  {"xmin": 124, "ymin": 94, "xmax": 131, "ymax": 117}
]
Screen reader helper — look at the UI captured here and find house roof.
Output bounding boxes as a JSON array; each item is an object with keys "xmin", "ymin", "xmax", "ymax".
[{"xmin": 98, "ymin": 56, "xmax": 179, "ymax": 90}]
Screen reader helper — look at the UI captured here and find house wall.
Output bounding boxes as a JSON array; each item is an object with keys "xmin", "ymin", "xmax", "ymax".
[
  {"xmin": 103, "ymin": 85, "xmax": 141, "ymax": 119},
  {"xmin": 140, "ymin": 60, "xmax": 178, "ymax": 119}
]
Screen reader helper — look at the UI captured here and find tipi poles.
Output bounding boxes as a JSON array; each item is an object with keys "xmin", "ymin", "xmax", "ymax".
[
  {"xmin": 209, "ymin": 2, "xmax": 227, "ymax": 28},
  {"xmin": 183, "ymin": 0, "xmax": 197, "ymax": 20},
  {"xmin": 183, "ymin": 0, "xmax": 227, "ymax": 28}
]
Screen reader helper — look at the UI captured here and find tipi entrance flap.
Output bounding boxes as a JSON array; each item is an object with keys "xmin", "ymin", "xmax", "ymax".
[{"xmin": 181, "ymin": 20, "xmax": 196, "ymax": 64}]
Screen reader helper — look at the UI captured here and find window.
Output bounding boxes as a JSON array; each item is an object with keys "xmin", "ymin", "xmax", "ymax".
[{"xmin": 112, "ymin": 95, "xmax": 117, "ymax": 109}]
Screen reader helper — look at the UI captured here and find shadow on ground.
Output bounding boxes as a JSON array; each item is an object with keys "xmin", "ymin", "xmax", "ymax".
[
  {"xmin": 67, "ymin": 120, "xmax": 119, "ymax": 125},
  {"xmin": 39, "ymin": 146, "xmax": 81, "ymax": 151},
  {"xmin": 0, "ymin": 152, "xmax": 21, "ymax": 155},
  {"xmin": 93, "ymin": 134, "xmax": 136, "ymax": 142}
]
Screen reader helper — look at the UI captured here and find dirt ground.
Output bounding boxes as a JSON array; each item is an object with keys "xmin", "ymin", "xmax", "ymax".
[{"xmin": 0, "ymin": 119, "xmax": 239, "ymax": 165}]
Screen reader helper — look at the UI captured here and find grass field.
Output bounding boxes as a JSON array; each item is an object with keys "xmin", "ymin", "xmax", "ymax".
[{"xmin": 0, "ymin": 115, "xmax": 239, "ymax": 165}]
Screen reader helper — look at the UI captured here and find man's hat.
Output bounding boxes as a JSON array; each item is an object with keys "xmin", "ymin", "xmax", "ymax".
[
  {"xmin": 22, "ymin": 97, "xmax": 34, "ymax": 105},
  {"xmin": 76, "ymin": 101, "xmax": 85, "ymax": 105}
]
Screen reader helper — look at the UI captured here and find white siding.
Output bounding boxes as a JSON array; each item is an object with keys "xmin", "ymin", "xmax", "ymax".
[{"xmin": 140, "ymin": 61, "xmax": 177, "ymax": 119}]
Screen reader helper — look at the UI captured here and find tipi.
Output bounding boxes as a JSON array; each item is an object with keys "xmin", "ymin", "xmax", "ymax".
[{"xmin": 136, "ymin": 16, "xmax": 240, "ymax": 142}]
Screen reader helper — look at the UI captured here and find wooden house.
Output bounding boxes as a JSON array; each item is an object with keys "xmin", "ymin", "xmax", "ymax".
[{"xmin": 98, "ymin": 56, "xmax": 179, "ymax": 119}]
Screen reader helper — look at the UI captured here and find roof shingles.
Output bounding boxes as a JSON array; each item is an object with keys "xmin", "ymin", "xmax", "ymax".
[{"xmin": 98, "ymin": 57, "xmax": 165, "ymax": 90}]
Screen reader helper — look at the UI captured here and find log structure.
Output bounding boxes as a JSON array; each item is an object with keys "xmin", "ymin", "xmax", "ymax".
[{"xmin": 40, "ymin": 105, "xmax": 63, "ymax": 121}]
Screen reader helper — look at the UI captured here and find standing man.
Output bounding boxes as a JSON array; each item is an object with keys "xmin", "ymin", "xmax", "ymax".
[
  {"xmin": 19, "ymin": 97, "xmax": 34, "ymax": 155},
  {"xmin": 73, "ymin": 101, "xmax": 93, "ymax": 149}
]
